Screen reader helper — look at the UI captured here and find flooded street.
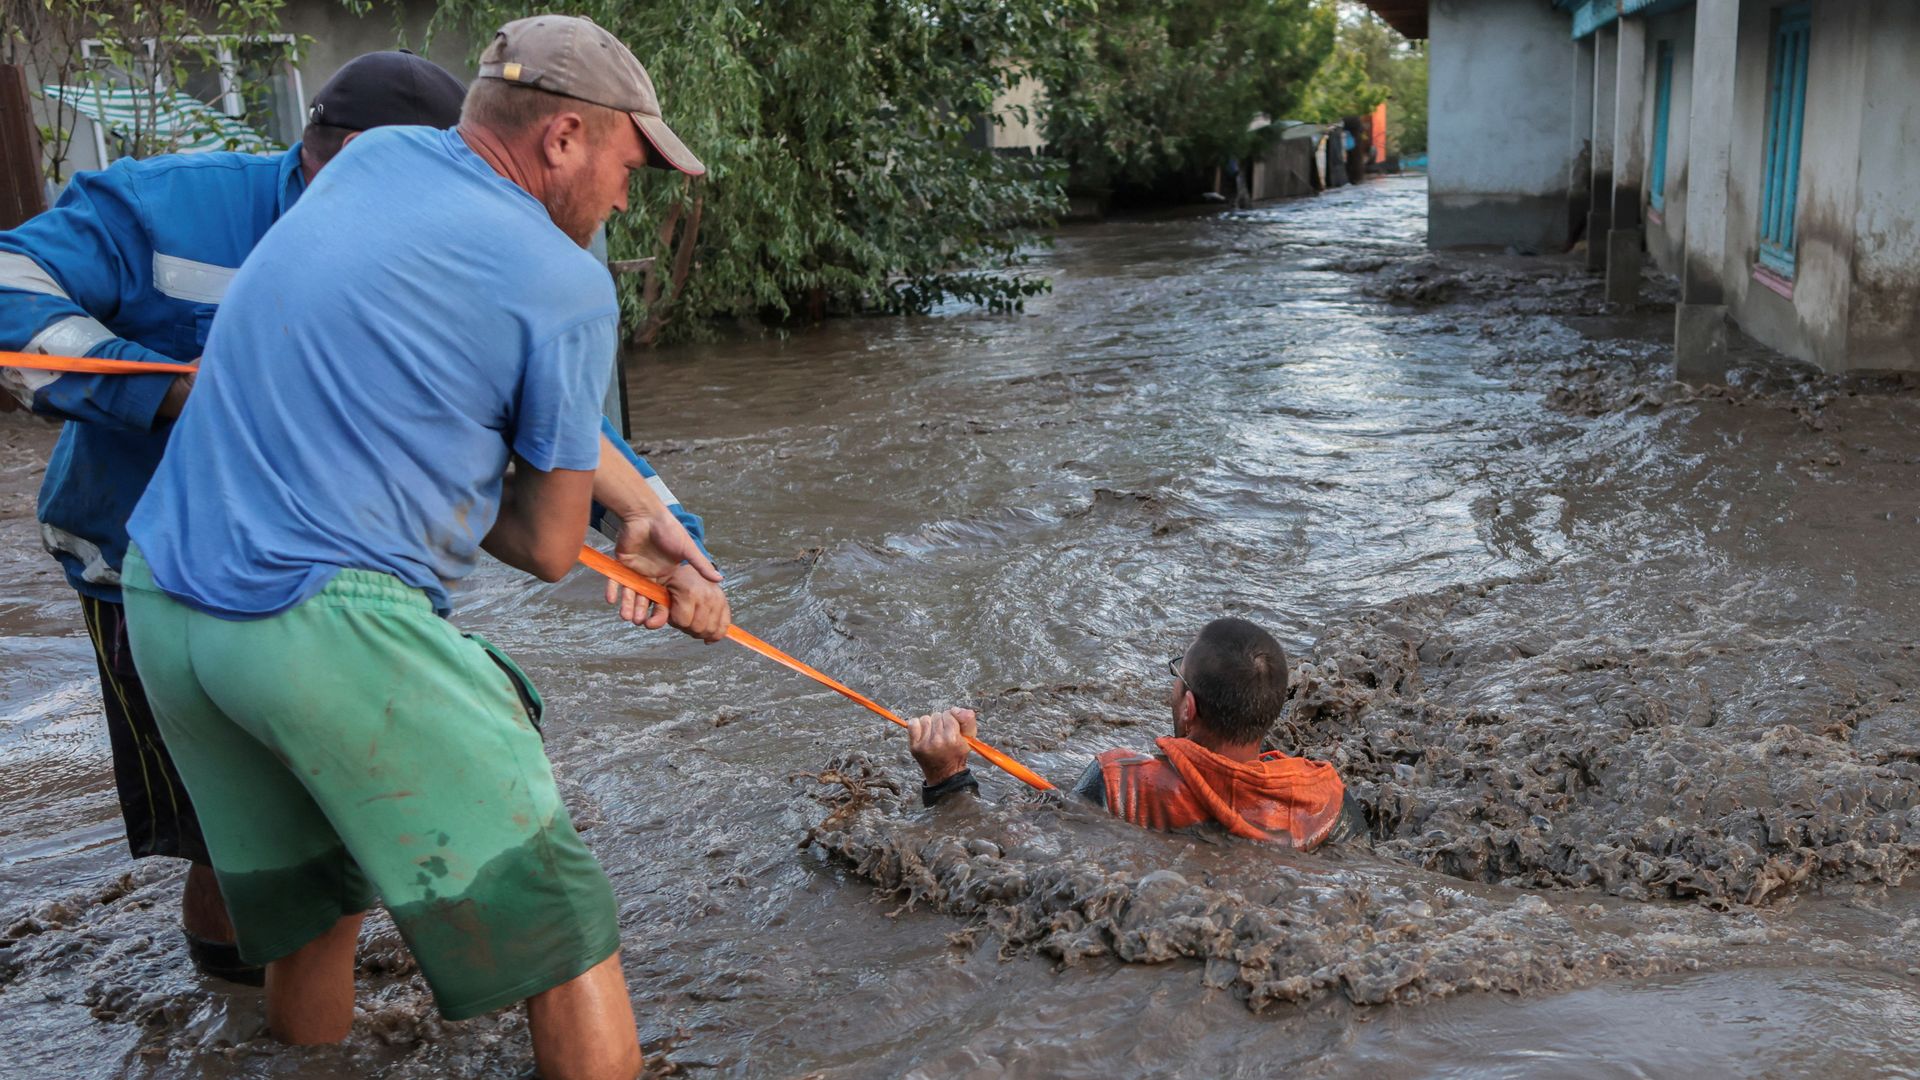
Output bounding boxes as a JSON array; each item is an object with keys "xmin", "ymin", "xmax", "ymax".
[{"xmin": 8, "ymin": 175, "xmax": 1920, "ymax": 1077}]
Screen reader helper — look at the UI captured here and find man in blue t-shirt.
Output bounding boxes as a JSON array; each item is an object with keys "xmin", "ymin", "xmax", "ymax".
[
  {"xmin": 123, "ymin": 16, "xmax": 715, "ymax": 1076},
  {"xmin": 0, "ymin": 50, "xmax": 468, "ymax": 985}
]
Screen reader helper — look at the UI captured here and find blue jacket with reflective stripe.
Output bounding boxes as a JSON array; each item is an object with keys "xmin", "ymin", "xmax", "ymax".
[{"xmin": 0, "ymin": 143, "xmax": 704, "ymax": 602}]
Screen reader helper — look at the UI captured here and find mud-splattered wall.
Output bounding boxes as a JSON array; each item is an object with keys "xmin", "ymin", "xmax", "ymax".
[
  {"xmin": 1718, "ymin": 0, "xmax": 1916, "ymax": 374},
  {"xmin": 1432, "ymin": 0, "xmax": 1918, "ymax": 375},
  {"xmin": 1428, "ymin": 0, "xmax": 1577, "ymax": 251},
  {"xmin": 1844, "ymin": 0, "xmax": 1920, "ymax": 372}
]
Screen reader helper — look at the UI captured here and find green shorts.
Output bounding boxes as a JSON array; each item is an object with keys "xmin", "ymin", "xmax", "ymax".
[{"xmin": 121, "ymin": 548, "xmax": 619, "ymax": 1020}]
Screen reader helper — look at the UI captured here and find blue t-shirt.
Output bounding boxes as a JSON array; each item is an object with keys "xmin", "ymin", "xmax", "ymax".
[{"xmin": 128, "ymin": 126, "xmax": 615, "ymax": 618}]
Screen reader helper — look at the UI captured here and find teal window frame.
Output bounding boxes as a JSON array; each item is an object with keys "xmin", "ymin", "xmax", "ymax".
[
  {"xmin": 1757, "ymin": 4, "xmax": 1810, "ymax": 278},
  {"xmin": 1649, "ymin": 42, "xmax": 1674, "ymax": 212}
]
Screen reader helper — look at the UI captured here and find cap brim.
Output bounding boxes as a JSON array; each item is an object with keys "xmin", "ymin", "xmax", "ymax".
[{"xmin": 633, "ymin": 113, "xmax": 705, "ymax": 177}]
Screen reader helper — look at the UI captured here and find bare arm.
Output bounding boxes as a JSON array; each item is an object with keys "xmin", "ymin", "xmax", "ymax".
[
  {"xmin": 590, "ymin": 432, "xmax": 671, "ymax": 537},
  {"xmin": 482, "ymin": 456, "xmax": 596, "ymax": 582},
  {"xmin": 592, "ymin": 415, "xmax": 711, "ymax": 556}
]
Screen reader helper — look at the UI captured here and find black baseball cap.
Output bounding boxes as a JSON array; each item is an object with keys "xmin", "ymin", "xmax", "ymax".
[{"xmin": 306, "ymin": 50, "xmax": 466, "ymax": 132}]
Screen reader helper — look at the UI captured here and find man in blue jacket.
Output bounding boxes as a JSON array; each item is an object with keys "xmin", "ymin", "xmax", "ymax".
[{"xmin": 0, "ymin": 49, "xmax": 725, "ymax": 984}]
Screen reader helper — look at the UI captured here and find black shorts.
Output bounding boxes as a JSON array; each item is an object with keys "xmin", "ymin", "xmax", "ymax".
[{"xmin": 79, "ymin": 593, "xmax": 209, "ymax": 864}]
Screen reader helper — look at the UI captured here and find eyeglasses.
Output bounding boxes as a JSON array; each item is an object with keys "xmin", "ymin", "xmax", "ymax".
[{"xmin": 1166, "ymin": 655, "xmax": 1205, "ymax": 712}]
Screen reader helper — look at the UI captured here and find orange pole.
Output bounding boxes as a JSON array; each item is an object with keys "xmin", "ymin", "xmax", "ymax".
[
  {"xmin": 579, "ymin": 547, "xmax": 1053, "ymax": 791},
  {"xmin": 0, "ymin": 350, "xmax": 197, "ymax": 376},
  {"xmin": 3, "ymin": 350, "xmax": 1057, "ymax": 791}
]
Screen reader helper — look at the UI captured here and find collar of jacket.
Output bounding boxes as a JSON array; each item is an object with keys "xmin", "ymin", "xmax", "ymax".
[{"xmin": 277, "ymin": 143, "xmax": 309, "ymax": 217}]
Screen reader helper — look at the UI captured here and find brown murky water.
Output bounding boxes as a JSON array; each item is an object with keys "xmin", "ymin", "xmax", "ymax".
[{"xmin": 7, "ymin": 177, "xmax": 1920, "ymax": 1077}]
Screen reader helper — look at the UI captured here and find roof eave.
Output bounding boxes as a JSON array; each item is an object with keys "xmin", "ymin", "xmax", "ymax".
[{"xmin": 1354, "ymin": 0, "xmax": 1428, "ymax": 40}]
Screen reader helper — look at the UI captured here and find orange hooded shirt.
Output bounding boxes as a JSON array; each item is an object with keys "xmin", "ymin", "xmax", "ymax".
[{"xmin": 1096, "ymin": 736, "xmax": 1346, "ymax": 849}]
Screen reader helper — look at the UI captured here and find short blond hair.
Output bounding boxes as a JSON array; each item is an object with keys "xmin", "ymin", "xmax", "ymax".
[{"xmin": 461, "ymin": 79, "xmax": 623, "ymax": 138}]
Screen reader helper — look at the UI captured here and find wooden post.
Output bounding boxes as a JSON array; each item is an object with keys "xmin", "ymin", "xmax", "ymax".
[
  {"xmin": 602, "ymin": 259, "xmax": 657, "ymax": 434},
  {"xmin": 0, "ymin": 65, "xmax": 48, "ymax": 229},
  {"xmin": 630, "ymin": 179, "xmax": 706, "ymax": 349},
  {"xmin": 632, "ymin": 196, "xmax": 685, "ymax": 347}
]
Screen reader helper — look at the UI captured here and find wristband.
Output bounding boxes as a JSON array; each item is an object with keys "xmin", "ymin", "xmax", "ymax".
[{"xmin": 921, "ymin": 768, "xmax": 980, "ymax": 807}]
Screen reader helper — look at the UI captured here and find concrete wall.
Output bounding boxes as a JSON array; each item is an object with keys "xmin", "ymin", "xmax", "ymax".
[
  {"xmin": 1722, "ymin": 0, "xmax": 1870, "ymax": 371},
  {"xmin": 1844, "ymin": 0, "xmax": 1920, "ymax": 370},
  {"xmin": 1427, "ymin": 0, "xmax": 1575, "ymax": 250},
  {"xmin": 1427, "ymin": 0, "xmax": 1916, "ymax": 373},
  {"xmin": 1566, "ymin": 36, "xmax": 1595, "ymax": 242}
]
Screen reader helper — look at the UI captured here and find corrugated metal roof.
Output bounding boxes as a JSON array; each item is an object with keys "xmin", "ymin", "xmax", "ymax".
[
  {"xmin": 1621, "ymin": 0, "xmax": 1696, "ymax": 15},
  {"xmin": 1572, "ymin": 0, "xmax": 1619, "ymax": 38},
  {"xmin": 1354, "ymin": 0, "xmax": 1427, "ymax": 40},
  {"xmin": 1360, "ymin": 0, "xmax": 1690, "ymax": 46}
]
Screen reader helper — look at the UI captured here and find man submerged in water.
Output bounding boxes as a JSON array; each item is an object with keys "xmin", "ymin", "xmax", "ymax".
[{"xmin": 907, "ymin": 617, "xmax": 1363, "ymax": 849}]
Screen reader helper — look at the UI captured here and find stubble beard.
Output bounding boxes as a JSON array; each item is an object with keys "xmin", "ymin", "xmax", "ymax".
[{"xmin": 546, "ymin": 161, "xmax": 605, "ymax": 249}]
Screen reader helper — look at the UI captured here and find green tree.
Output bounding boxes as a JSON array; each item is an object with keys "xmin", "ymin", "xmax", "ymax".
[
  {"xmin": 5, "ymin": 0, "xmax": 301, "ymax": 181},
  {"xmin": 425, "ymin": 0, "xmax": 1336, "ymax": 341},
  {"xmin": 1296, "ymin": 38, "xmax": 1384, "ymax": 124},
  {"xmin": 431, "ymin": 0, "xmax": 1080, "ymax": 342},
  {"xmin": 1383, "ymin": 40, "xmax": 1426, "ymax": 155},
  {"xmin": 1037, "ymin": 0, "xmax": 1335, "ymax": 195},
  {"xmin": 1297, "ymin": 4, "xmax": 1425, "ymax": 154}
]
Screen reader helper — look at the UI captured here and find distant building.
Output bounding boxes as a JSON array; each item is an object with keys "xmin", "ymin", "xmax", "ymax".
[
  {"xmin": 964, "ymin": 62, "xmax": 1048, "ymax": 155},
  {"xmin": 1359, "ymin": 0, "xmax": 1919, "ymax": 375},
  {"xmin": 1246, "ymin": 117, "xmax": 1340, "ymax": 200}
]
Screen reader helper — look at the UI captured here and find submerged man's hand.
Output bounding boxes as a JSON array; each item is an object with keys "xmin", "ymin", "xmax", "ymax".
[{"xmin": 908, "ymin": 707, "xmax": 977, "ymax": 785}]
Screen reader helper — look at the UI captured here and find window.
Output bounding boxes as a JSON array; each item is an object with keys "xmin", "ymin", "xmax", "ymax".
[
  {"xmin": 1757, "ymin": 4, "xmax": 1810, "ymax": 278},
  {"xmin": 1649, "ymin": 42, "xmax": 1673, "ymax": 213},
  {"xmin": 72, "ymin": 36, "xmax": 303, "ymax": 163}
]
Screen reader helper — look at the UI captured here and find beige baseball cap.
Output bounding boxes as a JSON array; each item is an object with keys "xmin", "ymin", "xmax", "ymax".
[{"xmin": 477, "ymin": 14, "xmax": 705, "ymax": 176}]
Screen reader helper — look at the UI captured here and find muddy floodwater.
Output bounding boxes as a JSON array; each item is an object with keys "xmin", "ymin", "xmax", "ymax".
[{"xmin": 8, "ymin": 176, "xmax": 1920, "ymax": 1077}]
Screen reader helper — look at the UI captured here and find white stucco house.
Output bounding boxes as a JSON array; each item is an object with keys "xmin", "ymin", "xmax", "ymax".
[{"xmin": 1362, "ymin": 0, "xmax": 1919, "ymax": 376}]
